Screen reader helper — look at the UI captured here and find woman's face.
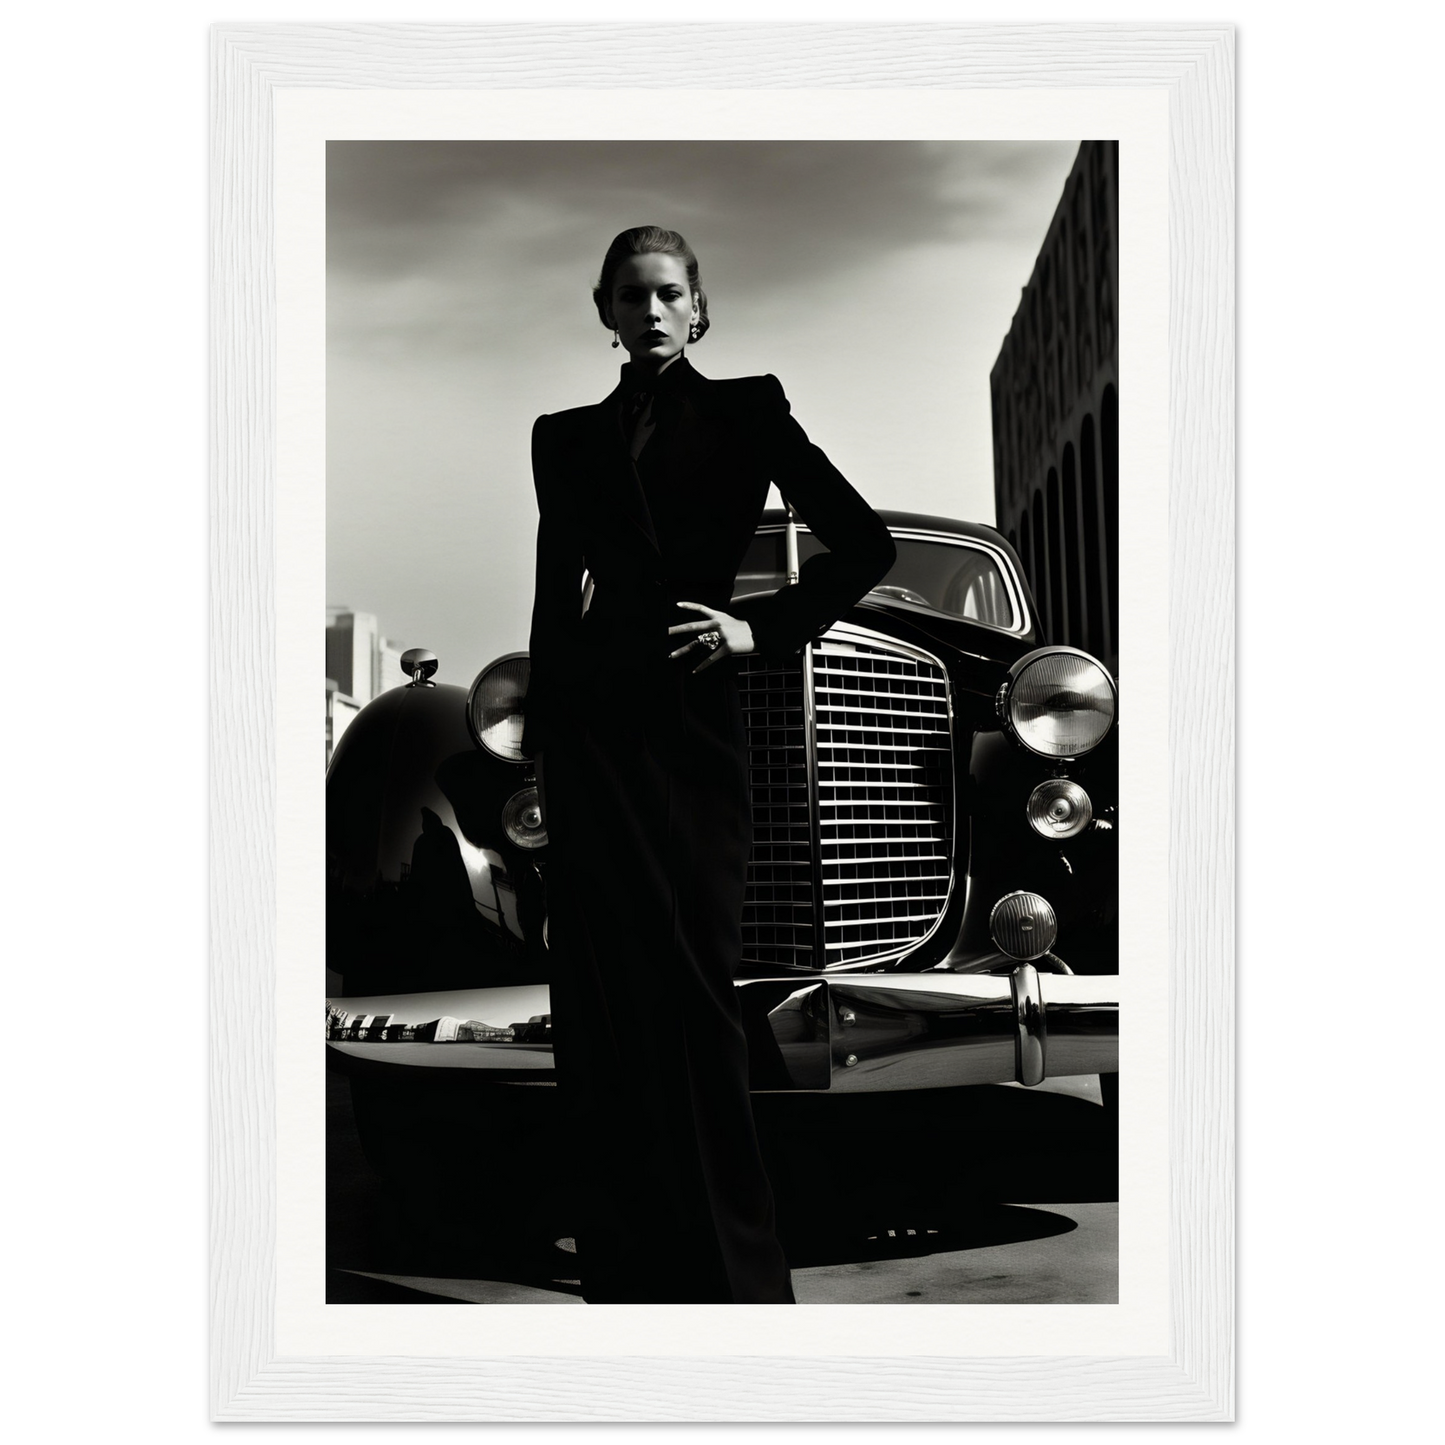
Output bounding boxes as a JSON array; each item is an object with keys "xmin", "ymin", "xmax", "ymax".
[{"xmin": 605, "ymin": 252, "xmax": 698, "ymax": 366}]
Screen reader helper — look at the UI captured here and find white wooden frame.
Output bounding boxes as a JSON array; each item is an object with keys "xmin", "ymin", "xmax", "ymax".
[{"xmin": 211, "ymin": 22, "xmax": 1233, "ymax": 1421}]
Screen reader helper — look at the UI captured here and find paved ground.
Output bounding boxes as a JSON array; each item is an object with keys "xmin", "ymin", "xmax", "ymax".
[{"xmin": 327, "ymin": 1070, "xmax": 1116, "ymax": 1305}]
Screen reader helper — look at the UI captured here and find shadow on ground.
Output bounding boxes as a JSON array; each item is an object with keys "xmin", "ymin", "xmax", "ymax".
[
  {"xmin": 327, "ymin": 1071, "xmax": 583, "ymax": 1299},
  {"xmin": 327, "ymin": 1068, "xmax": 1115, "ymax": 1303}
]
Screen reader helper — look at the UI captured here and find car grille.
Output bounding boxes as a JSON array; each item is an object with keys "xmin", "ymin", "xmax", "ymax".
[{"xmin": 739, "ymin": 630, "xmax": 954, "ymax": 969}]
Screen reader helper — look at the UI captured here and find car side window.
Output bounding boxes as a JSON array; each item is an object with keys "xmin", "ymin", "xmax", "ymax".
[{"xmin": 940, "ymin": 551, "xmax": 1015, "ymax": 629}]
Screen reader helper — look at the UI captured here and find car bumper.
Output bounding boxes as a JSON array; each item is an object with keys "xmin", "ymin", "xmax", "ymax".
[{"xmin": 326, "ymin": 967, "xmax": 1117, "ymax": 1094}]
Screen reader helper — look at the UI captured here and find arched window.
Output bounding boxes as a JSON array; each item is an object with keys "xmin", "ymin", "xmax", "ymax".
[
  {"xmin": 1101, "ymin": 385, "xmax": 1119, "ymax": 658},
  {"xmin": 1080, "ymin": 413, "xmax": 1106, "ymax": 660},
  {"xmin": 1062, "ymin": 443, "xmax": 1083, "ymax": 649},
  {"xmin": 1032, "ymin": 489, "xmax": 1048, "ymax": 640},
  {"xmin": 1046, "ymin": 468, "xmax": 1065, "ymax": 645}
]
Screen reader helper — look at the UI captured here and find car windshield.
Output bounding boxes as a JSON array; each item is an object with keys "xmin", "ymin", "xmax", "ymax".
[{"xmin": 735, "ymin": 529, "xmax": 1018, "ymax": 631}]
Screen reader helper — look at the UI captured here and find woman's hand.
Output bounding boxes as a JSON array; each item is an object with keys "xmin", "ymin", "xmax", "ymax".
[{"xmin": 668, "ymin": 601, "xmax": 756, "ymax": 673}]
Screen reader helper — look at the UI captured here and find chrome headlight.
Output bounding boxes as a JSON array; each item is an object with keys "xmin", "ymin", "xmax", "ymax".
[
  {"xmin": 997, "ymin": 646, "xmax": 1116, "ymax": 760},
  {"xmin": 467, "ymin": 654, "xmax": 531, "ymax": 761}
]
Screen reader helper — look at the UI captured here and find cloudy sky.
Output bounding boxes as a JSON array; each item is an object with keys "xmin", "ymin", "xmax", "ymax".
[{"xmin": 327, "ymin": 139, "xmax": 1078, "ymax": 686}]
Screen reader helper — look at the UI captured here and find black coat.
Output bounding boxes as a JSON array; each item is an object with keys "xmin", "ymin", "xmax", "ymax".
[
  {"xmin": 521, "ymin": 354, "xmax": 895, "ymax": 1303},
  {"xmin": 520, "ymin": 354, "xmax": 897, "ymax": 760}
]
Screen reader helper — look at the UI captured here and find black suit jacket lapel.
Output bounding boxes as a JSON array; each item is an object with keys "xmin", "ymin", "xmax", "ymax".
[
  {"xmin": 583, "ymin": 359, "xmax": 727, "ymax": 572},
  {"xmin": 585, "ymin": 385, "xmax": 661, "ymax": 566}
]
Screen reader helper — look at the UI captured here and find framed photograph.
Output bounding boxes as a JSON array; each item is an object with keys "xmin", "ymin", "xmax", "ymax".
[{"xmin": 212, "ymin": 21, "xmax": 1233, "ymax": 1421}]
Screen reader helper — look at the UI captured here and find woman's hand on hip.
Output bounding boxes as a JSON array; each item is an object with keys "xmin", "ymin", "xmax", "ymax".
[{"xmin": 668, "ymin": 601, "xmax": 756, "ymax": 673}]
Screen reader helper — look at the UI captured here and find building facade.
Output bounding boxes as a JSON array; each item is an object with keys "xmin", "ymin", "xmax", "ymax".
[
  {"xmin": 326, "ymin": 681, "xmax": 361, "ymax": 765},
  {"xmin": 991, "ymin": 140, "xmax": 1119, "ymax": 679}
]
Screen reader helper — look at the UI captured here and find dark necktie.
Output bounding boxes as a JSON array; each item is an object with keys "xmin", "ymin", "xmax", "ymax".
[{"xmin": 624, "ymin": 389, "xmax": 652, "ymax": 431}]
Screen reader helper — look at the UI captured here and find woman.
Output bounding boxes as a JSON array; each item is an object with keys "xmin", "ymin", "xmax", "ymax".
[{"xmin": 521, "ymin": 225, "xmax": 896, "ymax": 1303}]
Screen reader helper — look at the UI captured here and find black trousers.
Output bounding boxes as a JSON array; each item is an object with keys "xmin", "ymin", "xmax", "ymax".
[{"xmin": 540, "ymin": 645, "xmax": 795, "ymax": 1304}]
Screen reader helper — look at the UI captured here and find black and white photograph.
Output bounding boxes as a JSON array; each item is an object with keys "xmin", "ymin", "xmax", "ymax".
[
  {"xmin": 322, "ymin": 137, "xmax": 1122, "ymax": 1307},
  {"xmin": 189, "ymin": 33, "xmax": 1222, "ymax": 1403}
]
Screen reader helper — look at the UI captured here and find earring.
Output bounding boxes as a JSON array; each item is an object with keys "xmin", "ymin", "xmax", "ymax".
[
  {"xmin": 611, "ymin": 328, "xmax": 620, "ymax": 349},
  {"xmin": 688, "ymin": 321, "xmax": 701, "ymax": 343}
]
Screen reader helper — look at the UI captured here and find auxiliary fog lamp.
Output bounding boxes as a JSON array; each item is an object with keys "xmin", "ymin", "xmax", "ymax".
[
  {"xmin": 989, "ymin": 890, "xmax": 1059, "ymax": 962},
  {"xmin": 1027, "ymin": 778, "xmax": 1094, "ymax": 840},
  {"xmin": 502, "ymin": 787, "xmax": 549, "ymax": 850}
]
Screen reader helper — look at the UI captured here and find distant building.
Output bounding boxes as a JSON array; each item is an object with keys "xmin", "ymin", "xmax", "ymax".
[
  {"xmin": 326, "ymin": 607, "xmax": 412, "ymax": 702},
  {"xmin": 377, "ymin": 637, "xmax": 408, "ymax": 694},
  {"xmin": 990, "ymin": 141, "xmax": 1119, "ymax": 678},
  {"xmin": 326, "ymin": 678, "xmax": 361, "ymax": 766},
  {"xmin": 325, "ymin": 607, "xmax": 408, "ymax": 765},
  {"xmin": 325, "ymin": 608, "xmax": 379, "ymax": 704}
]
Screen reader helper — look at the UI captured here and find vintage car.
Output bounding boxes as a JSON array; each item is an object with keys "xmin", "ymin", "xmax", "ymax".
[{"xmin": 326, "ymin": 507, "xmax": 1119, "ymax": 1250}]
